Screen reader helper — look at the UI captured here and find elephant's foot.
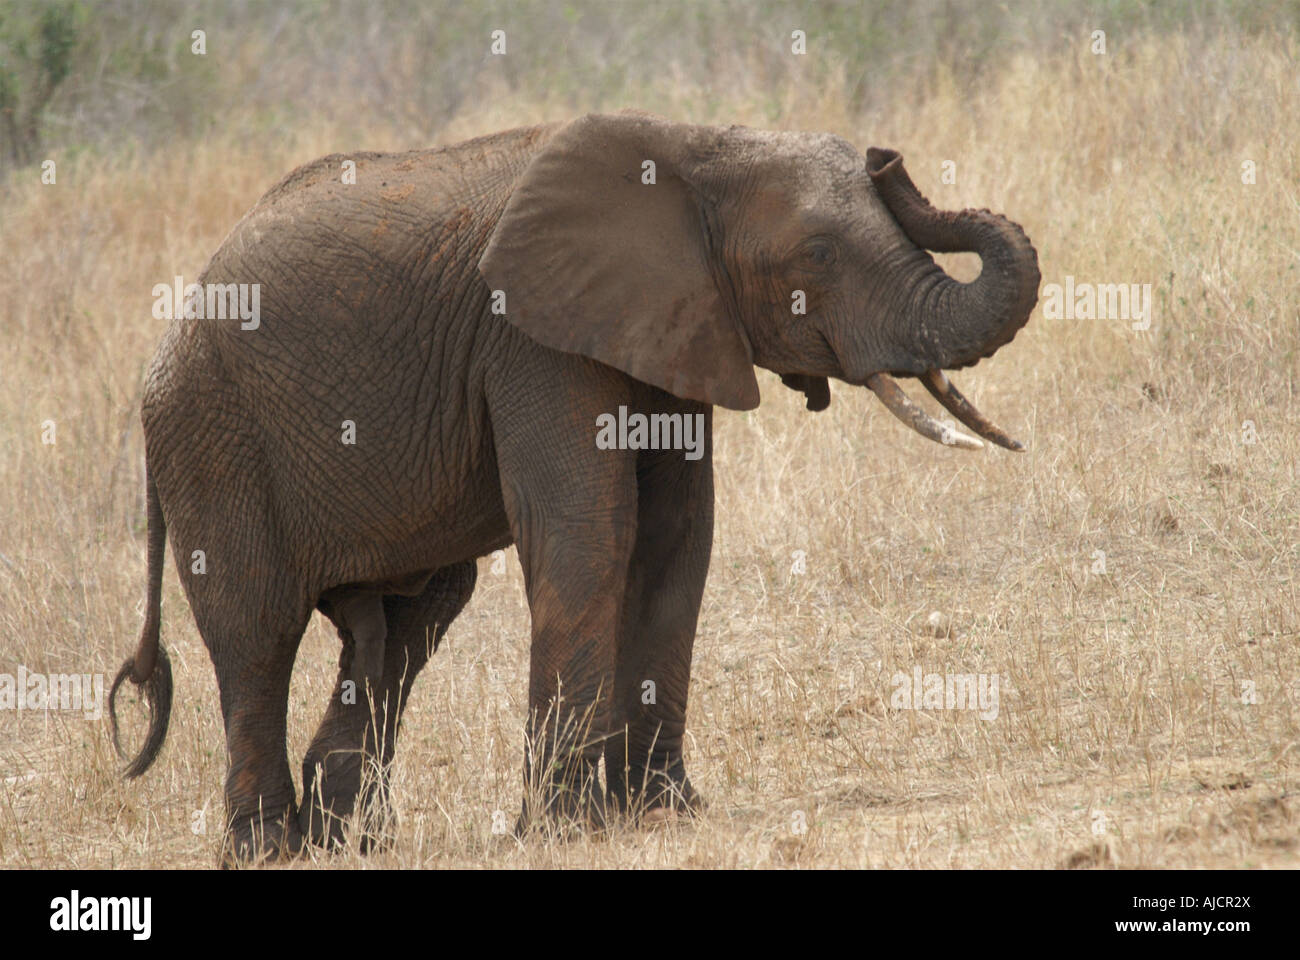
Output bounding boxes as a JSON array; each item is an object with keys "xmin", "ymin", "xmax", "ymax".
[
  {"xmin": 641, "ymin": 776, "xmax": 706, "ymax": 824},
  {"xmin": 220, "ymin": 804, "xmax": 306, "ymax": 868},
  {"xmin": 299, "ymin": 749, "xmax": 394, "ymax": 853},
  {"xmin": 609, "ymin": 758, "xmax": 706, "ymax": 824},
  {"xmin": 299, "ymin": 753, "xmax": 356, "ymax": 849},
  {"xmin": 516, "ymin": 761, "xmax": 609, "ymax": 839}
]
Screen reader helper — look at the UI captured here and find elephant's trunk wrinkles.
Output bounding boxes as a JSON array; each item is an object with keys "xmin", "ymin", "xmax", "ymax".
[{"xmin": 863, "ymin": 147, "xmax": 1040, "ymax": 452}]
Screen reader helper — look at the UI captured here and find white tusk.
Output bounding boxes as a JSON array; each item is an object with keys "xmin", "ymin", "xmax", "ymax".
[
  {"xmin": 922, "ymin": 370, "xmax": 1025, "ymax": 452},
  {"xmin": 866, "ymin": 373, "xmax": 984, "ymax": 450}
]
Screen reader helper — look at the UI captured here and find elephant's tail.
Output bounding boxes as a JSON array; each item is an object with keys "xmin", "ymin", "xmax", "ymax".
[{"xmin": 109, "ymin": 470, "xmax": 174, "ymax": 779}]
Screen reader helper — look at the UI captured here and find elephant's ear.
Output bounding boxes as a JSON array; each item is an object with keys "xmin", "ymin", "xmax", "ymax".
[{"xmin": 478, "ymin": 113, "xmax": 760, "ymax": 411}]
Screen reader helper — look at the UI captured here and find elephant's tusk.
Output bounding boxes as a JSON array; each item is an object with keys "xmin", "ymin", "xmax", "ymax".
[
  {"xmin": 922, "ymin": 370, "xmax": 1026, "ymax": 452},
  {"xmin": 865, "ymin": 373, "xmax": 984, "ymax": 450}
]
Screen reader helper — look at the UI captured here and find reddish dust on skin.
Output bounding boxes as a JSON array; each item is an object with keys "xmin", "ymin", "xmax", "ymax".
[
  {"xmin": 380, "ymin": 182, "xmax": 416, "ymax": 203},
  {"xmin": 430, "ymin": 207, "xmax": 474, "ymax": 265}
]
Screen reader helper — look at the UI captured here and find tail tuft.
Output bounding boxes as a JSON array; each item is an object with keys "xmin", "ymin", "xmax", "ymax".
[
  {"xmin": 109, "ymin": 642, "xmax": 173, "ymax": 779},
  {"xmin": 111, "ymin": 468, "xmax": 172, "ymax": 779}
]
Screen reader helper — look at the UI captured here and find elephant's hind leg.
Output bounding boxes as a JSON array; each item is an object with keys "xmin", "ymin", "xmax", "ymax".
[
  {"xmin": 319, "ymin": 589, "xmax": 388, "ymax": 698},
  {"xmin": 300, "ymin": 561, "xmax": 477, "ymax": 850},
  {"xmin": 154, "ymin": 402, "xmax": 315, "ymax": 867},
  {"xmin": 189, "ymin": 579, "xmax": 313, "ymax": 868}
]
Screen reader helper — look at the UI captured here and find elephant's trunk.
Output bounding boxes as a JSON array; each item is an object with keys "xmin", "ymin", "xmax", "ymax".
[
  {"xmin": 862, "ymin": 148, "xmax": 1039, "ymax": 452},
  {"xmin": 866, "ymin": 147, "xmax": 1039, "ymax": 372}
]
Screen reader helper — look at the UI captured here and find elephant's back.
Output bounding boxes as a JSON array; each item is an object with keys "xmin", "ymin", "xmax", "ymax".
[
  {"xmin": 248, "ymin": 122, "xmax": 561, "ymax": 225},
  {"xmin": 198, "ymin": 122, "xmax": 564, "ymax": 337}
]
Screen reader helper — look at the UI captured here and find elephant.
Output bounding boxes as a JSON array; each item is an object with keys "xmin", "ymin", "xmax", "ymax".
[{"xmin": 108, "ymin": 110, "xmax": 1039, "ymax": 865}]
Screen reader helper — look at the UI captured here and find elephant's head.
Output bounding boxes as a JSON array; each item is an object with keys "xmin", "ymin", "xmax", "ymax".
[{"xmin": 479, "ymin": 111, "xmax": 1039, "ymax": 450}]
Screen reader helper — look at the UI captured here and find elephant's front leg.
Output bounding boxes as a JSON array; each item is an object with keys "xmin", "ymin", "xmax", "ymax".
[
  {"xmin": 497, "ymin": 425, "xmax": 637, "ymax": 834},
  {"xmin": 606, "ymin": 420, "xmax": 713, "ymax": 819}
]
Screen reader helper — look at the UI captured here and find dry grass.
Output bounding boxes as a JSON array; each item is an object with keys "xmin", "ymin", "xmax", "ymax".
[{"xmin": 1, "ymin": 27, "xmax": 1298, "ymax": 868}]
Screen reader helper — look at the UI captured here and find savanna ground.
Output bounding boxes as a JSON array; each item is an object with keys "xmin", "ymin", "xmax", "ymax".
[{"xmin": 1, "ymin": 0, "xmax": 1297, "ymax": 868}]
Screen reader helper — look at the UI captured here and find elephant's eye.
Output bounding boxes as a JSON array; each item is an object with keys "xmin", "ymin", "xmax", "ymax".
[{"xmin": 795, "ymin": 238, "xmax": 837, "ymax": 270}]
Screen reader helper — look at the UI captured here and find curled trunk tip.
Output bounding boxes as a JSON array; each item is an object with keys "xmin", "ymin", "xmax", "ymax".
[{"xmin": 867, "ymin": 147, "xmax": 1040, "ymax": 371}]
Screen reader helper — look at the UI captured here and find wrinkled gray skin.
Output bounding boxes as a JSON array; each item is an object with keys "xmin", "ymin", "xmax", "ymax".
[{"xmin": 109, "ymin": 111, "xmax": 1038, "ymax": 865}]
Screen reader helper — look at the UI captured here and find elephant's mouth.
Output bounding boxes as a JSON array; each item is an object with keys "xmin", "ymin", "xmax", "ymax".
[{"xmin": 866, "ymin": 370, "xmax": 1025, "ymax": 452}]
